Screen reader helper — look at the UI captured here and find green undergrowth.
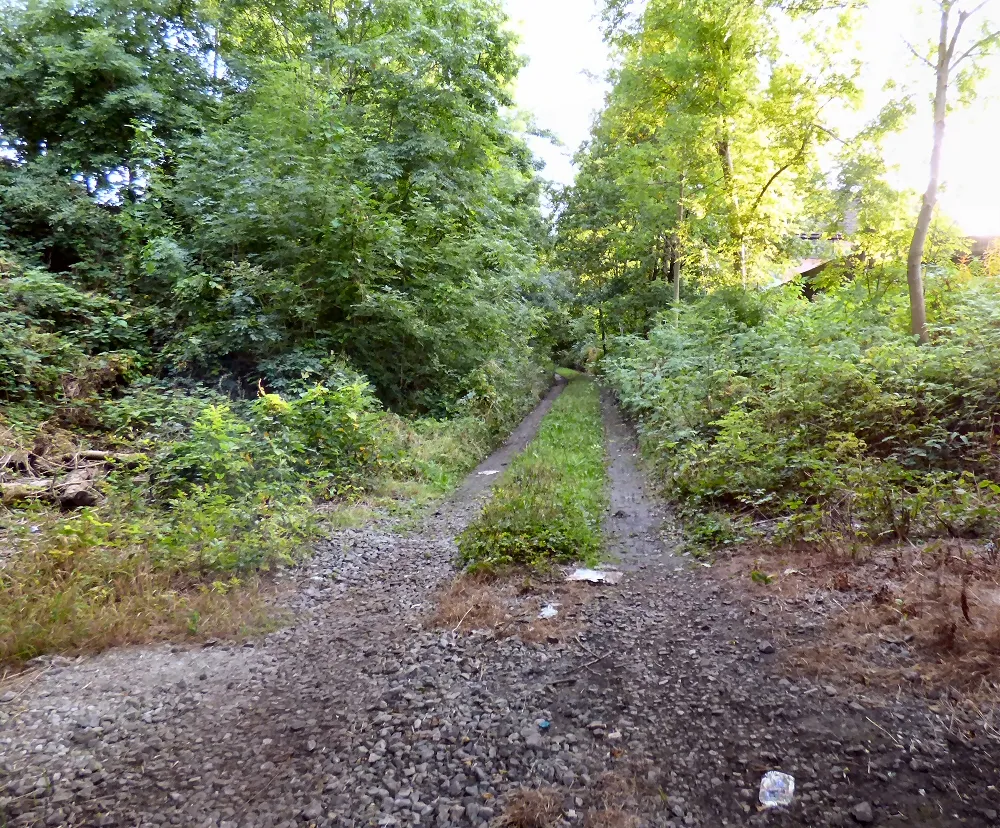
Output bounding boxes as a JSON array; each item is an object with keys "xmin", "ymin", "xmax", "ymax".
[
  {"xmin": 458, "ymin": 376, "xmax": 607, "ymax": 571},
  {"xmin": 603, "ymin": 274, "xmax": 1000, "ymax": 552},
  {"xmin": 0, "ymin": 364, "xmax": 548, "ymax": 666}
]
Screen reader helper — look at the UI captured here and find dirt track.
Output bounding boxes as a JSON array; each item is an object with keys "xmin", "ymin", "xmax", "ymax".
[{"xmin": 1, "ymin": 385, "xmax": 998, "ymax": 827}]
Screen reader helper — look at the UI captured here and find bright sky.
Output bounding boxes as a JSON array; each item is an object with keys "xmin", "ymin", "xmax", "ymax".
[
  {"xmin": 504, "ymin": 0, "xmax": 1000, "ymax": 235},
  {"xmin": 504, "ymin": 0, "xmax": 609, "ymax": 188}
]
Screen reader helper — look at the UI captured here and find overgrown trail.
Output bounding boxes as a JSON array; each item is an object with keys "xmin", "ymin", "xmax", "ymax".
[{"xmin": 2, "ymin": 386, "xmax": 998, "ymax": 828}]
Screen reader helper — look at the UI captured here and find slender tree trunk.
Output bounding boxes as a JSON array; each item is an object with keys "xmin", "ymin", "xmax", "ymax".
[
  {"xmin": 672, "ymin": 176, "xmax": 685, "ymax": 323},
  {"xmin": 907, "ymin": 3, "xmax": 956, "ymax": 345},
  {"xmin": 718, "ymin": 138, "xmax": 748, "ymax": 288},
  {"xmin": 598, "ymin": 304, "xmax": 607, "ymax": 356},
  {"xmin": 212, "ymin": 24, "xmax": 220, "ymax": 86}
]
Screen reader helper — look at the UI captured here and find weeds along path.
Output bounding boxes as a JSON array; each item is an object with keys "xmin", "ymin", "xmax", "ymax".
[
  {"xmin": 2, "ymin": 383, "xmax": 998, "ymax": 828},
  {"xmin": 1, "ymin": 384, "xmax": 571, "ymax": 828}
]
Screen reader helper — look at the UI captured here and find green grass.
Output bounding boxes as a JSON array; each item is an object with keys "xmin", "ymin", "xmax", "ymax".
[
  {"xmin": 0, "ymin": 375, "xmax": 550, "ymax": 667},
  {"xmin": 457, "ymin": 377, "xmax": 607, "ymax": 571}
]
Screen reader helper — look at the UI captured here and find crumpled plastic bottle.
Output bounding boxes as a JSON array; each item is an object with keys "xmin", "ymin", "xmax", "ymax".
[{"xmin": 758, "ymin": 771, "xmax": 795, "ymax": 808}]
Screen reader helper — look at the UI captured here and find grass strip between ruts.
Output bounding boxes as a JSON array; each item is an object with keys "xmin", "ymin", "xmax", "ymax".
[{"xmin": 457, "ymin": 376, "xmax": 607, "ymax": 571}]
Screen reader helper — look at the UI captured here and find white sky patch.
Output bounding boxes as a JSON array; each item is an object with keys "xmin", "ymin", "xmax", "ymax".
[
  {"xmin": 504, "ymin": 0, "xmax": 610, "ymax": 187},
  {"xmin": 505, "ymin": 0, "xmax": 1000, "ymax": 234},
  {"xmin": 857, "ymin": 0, "xmax": 1000, "ymax": 236}
]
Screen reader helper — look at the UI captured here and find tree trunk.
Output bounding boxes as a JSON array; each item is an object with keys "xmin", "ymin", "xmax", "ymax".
[
  {"xmin": 598, "ymin": 304, "xmax": 607, "ymax": 356},
  {"xmin": 717, "ymin": 138, "xmax": 747, "ymax": 287},
  {"xmin": 672, "ymin": 176, "xmax": 685, "ymax": 322},
  {"xmin": 907, "ymin": 4, "xmax": 953, "ymax": 345}
]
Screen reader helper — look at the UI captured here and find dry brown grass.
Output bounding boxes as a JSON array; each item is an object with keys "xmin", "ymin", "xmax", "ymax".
[
  {"xmin": 584, "ymin": 810, "xmax": 639, "ymax": 828},
  {"xmin": 583, "ymin": 772, "xmax": 640, "ymax": 828},
  {"xmin": 493, "ymin": 774, "xmax": 643, "ymax": 827},
  {"xmin": 722, "ymin": 540, "xmax": 1000, "ymax": 698},
  {"xmin": 430, "ymin": 572, "xmax": 591, "ymax": 643},
  {"xmin": 0, "ymin": 537, "xmax": 286, "ymax": 668},
  {"xmin": 494, "ymin": 787, "xmax": 563, "ymax": 828}
]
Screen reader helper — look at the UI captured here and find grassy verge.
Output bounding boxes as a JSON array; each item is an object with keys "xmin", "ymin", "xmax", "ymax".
[
  {"xmin": 0, "ymin": 368, "xmax": 549, "ymax": 667},
  {"xmin": 457, "ymin": 377, "xmax": 607, "ymax": 571}
]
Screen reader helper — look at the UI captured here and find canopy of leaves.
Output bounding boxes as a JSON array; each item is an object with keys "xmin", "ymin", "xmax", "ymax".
[
  {"xmin": 556, "ymin": 0, "xmax": 865, "ymax": 340},
  {"xmin": 0, "ymin": 0, "xmax": 550, "ymax": 416}
]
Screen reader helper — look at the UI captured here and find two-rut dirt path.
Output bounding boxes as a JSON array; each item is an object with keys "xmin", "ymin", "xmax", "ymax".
[{"xmin": 2, "ymin": 383, "xmax": 998, "ymax": 827}]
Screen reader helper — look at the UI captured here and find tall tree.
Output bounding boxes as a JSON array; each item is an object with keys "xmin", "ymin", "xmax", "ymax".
[
  {"xmin": 558, "ymin": 0, "xmax": 861, "ymax": 342},
  {"xmin": 0, "ymin": 0, "xmax": 551, "ymax": 414},
  {"xmin": 906, "ymin": 0, "xmax": 999, "ymax": 343},
  {"xmin": 0, "ymin": 0, "xmax": 218, "ymax": 191}
]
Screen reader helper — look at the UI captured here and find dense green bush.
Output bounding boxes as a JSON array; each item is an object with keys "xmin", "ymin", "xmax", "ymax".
[
  {"xmin": 604, "ymin": 274, "xmax": 1000, "ymax": 545},
  {"xmin": 0, "ymin": 265, "xmax": 144, "ymax": 401}
]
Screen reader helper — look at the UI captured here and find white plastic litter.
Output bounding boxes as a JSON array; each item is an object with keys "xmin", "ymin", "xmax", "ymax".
[
  {"xmin": 477, "ymin": 470, "xmax": 501, "ymax": 476},
  {"xmin": 538, "ymin": 604, "xmax": 559, "ymax": 620},
  {"xmin": 758, "ymin": 771, "xmax": 795, "ymax": 808},
  {"xmin": 566, "ymin": 568, "xmax": 624, "ymax": 585}
]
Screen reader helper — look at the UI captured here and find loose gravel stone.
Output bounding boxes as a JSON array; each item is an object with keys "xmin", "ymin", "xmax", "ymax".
[{"xmin": 0, "ymin": 386, "xmax": 996, "ymax": 828}]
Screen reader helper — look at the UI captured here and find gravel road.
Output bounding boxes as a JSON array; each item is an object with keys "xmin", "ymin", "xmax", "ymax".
[{"xmin": 1, "ymin": 384, "xmax": 998, "ymax": 827}]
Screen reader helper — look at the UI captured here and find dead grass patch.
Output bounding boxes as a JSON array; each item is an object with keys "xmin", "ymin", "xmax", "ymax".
[
  {"xmin": 430, "ymin": 571, "xmax": 592, "ymax": 643},
  {"xmin": 493, "ymin": 773, "xmax": 642, "ymax": 828},
  {"xmin": 721, "ymin": 540, "xmax": 1000, "ymax": 698},
  {"xmin": 0, "ymin": 541, "xmax": 285, "ymax": 668},
  {"xmin": 494, "ymin": 787, "xmax": 563, "ymax": 828},
  {"xmin": 584, "ymin": 772, "xmax": 640, "ymax": 828},
  {"xmin": 584, "ymin": 811, "xmax": 639, "ymax": 828}
]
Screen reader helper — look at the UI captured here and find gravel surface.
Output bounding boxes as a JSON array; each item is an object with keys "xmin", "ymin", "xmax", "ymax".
[{"xmin": 1, "ymin": 384, "xmax": 998, "ymax": 827}]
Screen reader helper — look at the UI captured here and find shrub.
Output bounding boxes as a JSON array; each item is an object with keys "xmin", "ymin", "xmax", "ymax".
[{"xmin": 604, "ymin": 276, "xmax": 1000, "ymax": 547}]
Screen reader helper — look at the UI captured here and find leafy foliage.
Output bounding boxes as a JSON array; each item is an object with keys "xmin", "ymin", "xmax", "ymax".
[
  {"xmin": 1, "ymin": 0, "xmax": 549, "ymax": 415},
  {"xmin": 556, "ymin": 0, "xmax": 862, "ymax": 343},
  {"xmin": 604, "ymin": 274, "xmax": 1000, "ymax": 546},
  {"xmin": 0, "ymin": 0, "xmax": 218, "ymax": 187},
  {"xmin": 0, "ymin": 0, "xmax": 555, "ymax": 665}
]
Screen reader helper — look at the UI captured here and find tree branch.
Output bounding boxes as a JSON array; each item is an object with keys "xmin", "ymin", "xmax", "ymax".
[
  {"xmin": 952, "ymin": 29, "xmax": 1000, "ymax": 68},
  {"xmin": 947, "ymin": 14, "xmax": 968, "ymax": 62},
  {"xmin": 750, "ymin": 129, "xmax": 813, "ymax": 217},
  {"xmin": 811, "ymin": 122, "xmax": 849, "ymax": 145},
  {"xmin": 904, "ymin": 38, "xmax": 936, "ymax": 68},
  {"xmin": 945, "ymin": 1, "xmax": 989, "ymax": 60}
]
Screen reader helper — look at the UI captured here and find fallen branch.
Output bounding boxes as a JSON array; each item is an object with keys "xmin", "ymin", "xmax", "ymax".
[
  {"xmin": 1, "ymin": 466, "xmax": 104, "ymax": 508},
  {"xmin": 75, "ymin": 450, "xmax": 145, "ymax": 466},
  {"xmin": 53, "ymin": 466, "xmax": 101, "ymax": 508},
  {"xmin": 0, "ymin": 479, "xmax": 51, "ymax": 505}
]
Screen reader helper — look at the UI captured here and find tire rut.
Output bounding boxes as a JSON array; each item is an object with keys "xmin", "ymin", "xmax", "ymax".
[{"xmin": 2, "ymin": 385, "xmax": 997, "ymax": 828}]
